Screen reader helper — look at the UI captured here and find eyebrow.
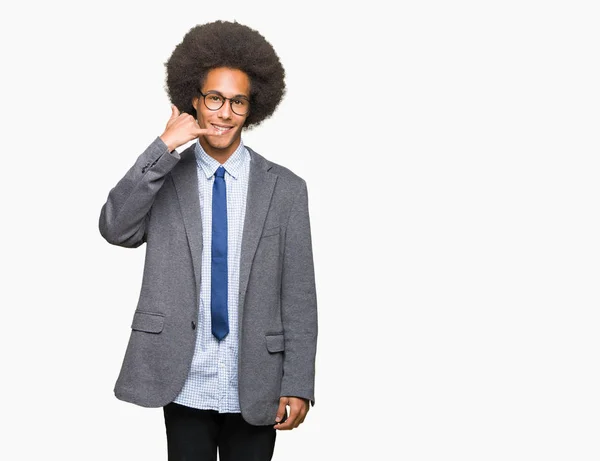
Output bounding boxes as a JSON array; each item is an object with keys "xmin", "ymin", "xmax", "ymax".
[{"xmin": 204, "ymin": 90, "xmax": 249, "ymax": 99}]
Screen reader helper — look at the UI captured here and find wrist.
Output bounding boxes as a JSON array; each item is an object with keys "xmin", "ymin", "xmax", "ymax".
[{"xmin": 159, "ymin": 134, "xmax": 177, "ymax": 153}]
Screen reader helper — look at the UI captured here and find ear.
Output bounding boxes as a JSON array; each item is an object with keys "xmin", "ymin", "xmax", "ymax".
[{"xmin": 192, "ymin": 96, "xmax": 199, "ymax": 112}]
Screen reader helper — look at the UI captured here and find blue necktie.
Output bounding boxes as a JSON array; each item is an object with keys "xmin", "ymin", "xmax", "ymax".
[{"xmin": 211, "ymin": 166, "xmax": 229, "ymax": 340}]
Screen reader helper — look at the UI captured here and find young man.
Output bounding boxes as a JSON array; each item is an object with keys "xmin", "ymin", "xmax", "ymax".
[{"xmin": 99, "ymin": 20, "xmax": 318, "ymax": 461}]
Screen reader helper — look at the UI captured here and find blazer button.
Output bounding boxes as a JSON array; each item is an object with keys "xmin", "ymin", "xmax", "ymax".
[{"xmin": 191, "ymin": 320, "xmax": 196, "ymax": 330}]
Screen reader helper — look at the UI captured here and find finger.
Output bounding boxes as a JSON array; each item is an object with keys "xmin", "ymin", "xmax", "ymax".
[
  {"xmin": 274, "ymin": 411, "xmax": 297, "ymax": 430},
  {"xmin": 296, "ymin": 408, "xmax": 308, "ymax": 427},
  {"xmin": 275, "ymin": 402, "xmax": 302, "ymax": 430},
  {"xmin": 275, "ymin": 398, "xmax": 288, "ymax": 423},
  {"xmin": 291, "ymin": 406, "xmax": 306, "ymax": 429},
  {"xmin": 196, "ymin": 126, "xmax": 223, "ymax": 137}
]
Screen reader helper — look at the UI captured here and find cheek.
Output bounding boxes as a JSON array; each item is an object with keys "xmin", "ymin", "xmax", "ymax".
[{"xmin": 196, "ymin": 111, "xmax": 209, "ymax": 127}]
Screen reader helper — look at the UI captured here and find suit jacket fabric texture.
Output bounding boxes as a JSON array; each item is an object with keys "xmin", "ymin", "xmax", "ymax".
[{"xmin": 98, "ymin": 137, "xmax": 318, "ymax": 425}]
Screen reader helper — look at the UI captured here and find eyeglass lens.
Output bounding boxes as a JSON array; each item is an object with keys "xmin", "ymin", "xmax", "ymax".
[{"xmin": 204, "ymin": 94, "xmax": 249, "ymax": 115}]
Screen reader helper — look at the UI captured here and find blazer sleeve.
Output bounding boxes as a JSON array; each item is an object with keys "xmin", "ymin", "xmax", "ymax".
[
  {"xmin": 98, "ymin": 137, "xmax": 180, "ymax": 248},
  {"xmin": 280, "ymin": 179, "xmax": 318, "ymax": 406}
]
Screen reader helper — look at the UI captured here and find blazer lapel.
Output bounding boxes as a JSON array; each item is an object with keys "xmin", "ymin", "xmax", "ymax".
[
  {"xmin": 171, "ymin": 147, "xmax": 203, "ymax": 298},
  {"xmin": 239, "ymin": 147, "xmax": 277, "ymax": 309},
  {"xmin": 170, "ymin": 145, "xmax": 276, "ymax": 318}
]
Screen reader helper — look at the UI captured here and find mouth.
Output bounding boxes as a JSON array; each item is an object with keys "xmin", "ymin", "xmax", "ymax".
[{"xmin": 211, "ymin": 123, "xmax": 234, "ymax": 134}]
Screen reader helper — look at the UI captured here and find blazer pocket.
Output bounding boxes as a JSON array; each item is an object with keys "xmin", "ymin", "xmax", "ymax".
[
  {"xmin": 265, "ymin": 333, "xmax": 285, "ymax": 353},
  {"xmin": 131, "ymin": 311, "xmax": 165, "ymax": 334},
  {"xmin": 261, "ymin": 226, "xmax": 280, "ymax": 239}
]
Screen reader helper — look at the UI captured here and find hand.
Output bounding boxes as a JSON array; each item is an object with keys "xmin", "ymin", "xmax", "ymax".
[
  {"xmin": 274, "ymin": 396, "xmax": 309, "ymax": 430},
  {"xmin": 159, "ymin": 104, "xmax": 221, "ymax": 152}
]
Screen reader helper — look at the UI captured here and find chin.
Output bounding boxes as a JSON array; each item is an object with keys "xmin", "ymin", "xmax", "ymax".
[
  {"xmin": 207, "ymin": 139, "xmax": 232, "ymax": 150},
  {"xmin": 210, "ymin": 134, "xmax": 239, "ymax": 148}
]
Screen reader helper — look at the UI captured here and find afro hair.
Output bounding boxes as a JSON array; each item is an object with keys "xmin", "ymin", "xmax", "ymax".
[{"xmin": 165, "ymin": 20, "xmax": 286, "ymax": 129}]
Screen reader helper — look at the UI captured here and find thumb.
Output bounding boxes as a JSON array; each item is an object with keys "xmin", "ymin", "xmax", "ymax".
[
  {"xmin": 275, "ymin": 397, "xmax": 288, "ymax": 422},
  {"xmin": 169, "ymin": 104, "xmax": 180, "ymax": 120}
]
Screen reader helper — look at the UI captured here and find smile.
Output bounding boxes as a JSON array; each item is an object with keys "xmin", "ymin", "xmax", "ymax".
[{"xmin": 212, "ymin": 124, "xmax": 233, "ymax": 133}]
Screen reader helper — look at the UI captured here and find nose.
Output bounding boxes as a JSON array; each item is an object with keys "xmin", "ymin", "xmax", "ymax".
[{"xmin": 218, "ymin": 100, "xmax": 232, "ymax": 119}]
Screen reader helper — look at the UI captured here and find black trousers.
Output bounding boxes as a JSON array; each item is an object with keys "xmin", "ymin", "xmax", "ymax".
[{"xmin": 163, "ymin": 402, "xmax": 276, "ymax": 461}]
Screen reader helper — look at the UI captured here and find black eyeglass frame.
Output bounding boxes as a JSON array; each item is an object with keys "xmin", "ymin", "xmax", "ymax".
[{"xmin": 197, "ymin": 90, "xmax": 250, "ymax": 116}]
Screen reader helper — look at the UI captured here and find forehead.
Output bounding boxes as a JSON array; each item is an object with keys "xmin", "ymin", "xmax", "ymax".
[{"xmin": 202, "ymin": 67, "xmax": 250, "ymax": 96}]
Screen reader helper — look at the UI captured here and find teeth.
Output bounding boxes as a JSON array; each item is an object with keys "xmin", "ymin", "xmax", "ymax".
[{"xmin": 214, "ymin": 125, "xmax": 231, "ymax": 132}]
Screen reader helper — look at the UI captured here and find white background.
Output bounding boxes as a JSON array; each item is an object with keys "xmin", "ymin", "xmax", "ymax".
[{"xmin": 1, "ymin": 1, "xmax": 599, "ymax": 460}]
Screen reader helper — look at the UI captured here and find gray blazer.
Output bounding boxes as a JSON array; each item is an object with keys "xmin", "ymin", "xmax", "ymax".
[{"xmin": 99, "ymin": 137, "xmax": 317, "ymax": 425}]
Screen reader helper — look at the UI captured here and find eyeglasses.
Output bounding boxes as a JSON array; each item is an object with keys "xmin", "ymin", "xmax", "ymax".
[{"xmin": 198, "ymin": 90, "xmax": 250, "ymax": 116}]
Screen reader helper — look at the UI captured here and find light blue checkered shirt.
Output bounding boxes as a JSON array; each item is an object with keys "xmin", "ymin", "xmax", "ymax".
[{"xmin": 173, "ymin": 139, "xmax": 250, "ymax": 412}]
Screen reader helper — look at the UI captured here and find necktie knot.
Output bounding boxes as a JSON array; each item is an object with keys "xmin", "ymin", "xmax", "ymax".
[{"xmin": 215, "ymin": 166, "xmax": 226, "ymax": 179}]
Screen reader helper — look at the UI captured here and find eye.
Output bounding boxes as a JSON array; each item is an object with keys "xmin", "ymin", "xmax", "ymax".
[
  {"xmin": 208, "ymin": 95, "xmax": 222, "ymax": 102},
  {"xmin": 232, "ymin": 99, "xmax": 247, "ymax": 106}
]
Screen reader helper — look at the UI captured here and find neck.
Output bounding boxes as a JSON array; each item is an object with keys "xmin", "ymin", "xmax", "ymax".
[{"xmin": 199, "ymin": 137, "xmax": 241, "ymax": 164}]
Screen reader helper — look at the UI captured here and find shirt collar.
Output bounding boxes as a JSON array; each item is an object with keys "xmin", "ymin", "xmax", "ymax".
[{"xmin": 194, "ymin": 138, "xmax": 248, "ymax": 180}]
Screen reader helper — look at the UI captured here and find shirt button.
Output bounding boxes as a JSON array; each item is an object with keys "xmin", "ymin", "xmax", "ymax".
[{"xmin": 191, "ymin": 321, "xmax": 196, "ymax": 330}]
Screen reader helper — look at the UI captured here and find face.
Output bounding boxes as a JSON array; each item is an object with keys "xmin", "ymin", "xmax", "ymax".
[{"xmin": 193, "ymin": 67, "xmax": 251, "ymax": 160}]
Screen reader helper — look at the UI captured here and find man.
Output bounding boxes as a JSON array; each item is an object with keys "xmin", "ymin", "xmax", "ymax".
[{"xmin": 98, "ymin": 20, "xmax": 318, "ymax": 461}]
